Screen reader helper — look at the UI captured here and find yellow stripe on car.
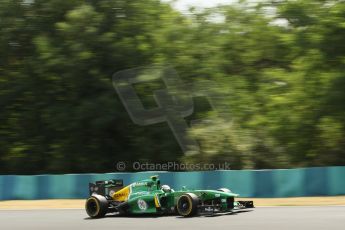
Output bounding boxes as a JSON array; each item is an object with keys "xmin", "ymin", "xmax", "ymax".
[
  {"xmin": 154, "ymin": 195, "xmax": 161, "ymax": 208},
  {"xmin": 112, "ymin": 186, "xmax": 130, "ymax": 201}
]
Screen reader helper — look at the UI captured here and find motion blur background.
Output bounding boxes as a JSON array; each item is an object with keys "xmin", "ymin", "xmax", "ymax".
[{"xmin": 1, "ymin": 0, "xmax": 345, "ymax": 174}]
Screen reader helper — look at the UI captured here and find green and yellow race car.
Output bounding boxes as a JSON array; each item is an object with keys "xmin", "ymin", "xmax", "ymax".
[{"xmin": 85, "ymin": 175, "xmax": 254, "ymax": 218}]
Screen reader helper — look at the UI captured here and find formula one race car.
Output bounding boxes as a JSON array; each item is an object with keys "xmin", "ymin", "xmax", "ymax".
[{"xmin": 85, "ymin": 175, "xmax": 254, "ymax": 218}]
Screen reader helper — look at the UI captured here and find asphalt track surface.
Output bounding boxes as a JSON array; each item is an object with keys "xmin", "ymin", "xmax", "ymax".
[{"xmin": 1, "ymin": 206, "xmax": 344, "ymax": 230}]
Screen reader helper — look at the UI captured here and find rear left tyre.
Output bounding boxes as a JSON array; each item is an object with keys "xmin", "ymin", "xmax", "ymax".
[{"xmin": 85, "ymin": 195, "xmax": 108, "ymax": 218}]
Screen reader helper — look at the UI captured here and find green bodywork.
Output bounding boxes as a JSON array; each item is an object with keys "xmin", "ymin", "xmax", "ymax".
[
  {"xmin": 119, "ymin": 176, "xmax": 239, "ymax": 214},
  {"xmin": 86, "ymin": 175, "xmax": 253, "ymax": 218}
]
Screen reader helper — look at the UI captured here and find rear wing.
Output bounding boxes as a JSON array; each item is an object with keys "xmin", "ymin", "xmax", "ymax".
[{"xmin": 89, "ymin": 179, "xmax": 123, "ymax": 197}]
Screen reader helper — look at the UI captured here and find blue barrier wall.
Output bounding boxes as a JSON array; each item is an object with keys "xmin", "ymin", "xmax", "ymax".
[{"xmin": 0, "ymin": 166, "xmax": 344, "ymax": 200}]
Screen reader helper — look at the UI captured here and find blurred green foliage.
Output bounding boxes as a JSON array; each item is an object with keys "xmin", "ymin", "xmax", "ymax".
[{"xmin": 0, "ymin": 0, "xmax": 344, "ymax": 174}]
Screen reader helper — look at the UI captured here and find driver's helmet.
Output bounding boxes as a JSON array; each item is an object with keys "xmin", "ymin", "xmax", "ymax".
[{"xmin": 161, "ymin": 185, "xmax": 171, "ymax": 193}]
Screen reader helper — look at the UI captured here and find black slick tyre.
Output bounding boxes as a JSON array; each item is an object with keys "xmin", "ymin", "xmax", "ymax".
[
  {"xmin": 176, "ymin": 193, "xmax": 199, "ymax": 217},
  {"xmin": 85, "ymin": 195, "xmax": 108, "ymax": 218}
]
